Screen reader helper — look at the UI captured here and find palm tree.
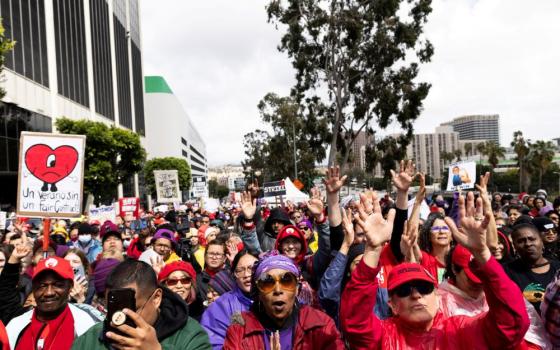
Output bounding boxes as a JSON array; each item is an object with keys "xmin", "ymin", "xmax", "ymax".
[
  {"xmin": 440, "ymin": 151, "xmax": 455, "ymax": 165},
  {"xmin": 510, "ymin": 131, "xmax": 530, "ymax": 192},
  {"xmin": 528, "ymin": 140, "xmax": 556, "ymax": 189},
  {"xmin": 478, "ymin": 141, "xmax": 506, "ymax": 190},
  {"xmin": 453, "ymin": 149, "xmax": 463, "ymax": 162},
  {"xmin": 464, "ymin": 143, "xmax": 473, "ymax": 158}
]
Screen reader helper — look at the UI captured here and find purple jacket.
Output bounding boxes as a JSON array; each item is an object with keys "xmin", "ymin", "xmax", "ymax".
[{"xmin": 200, "ymin": 286, "xmax": 253, "ymax": 350}]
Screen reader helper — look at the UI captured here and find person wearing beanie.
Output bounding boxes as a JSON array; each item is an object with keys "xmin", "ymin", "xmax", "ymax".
[
  {"xmin": 534, "ymin": 216, "xmax": 560, "ymax": 261},
  {"xmin": 3, "ymin": 240, "xmax": 97, "ymax": 350},
  {"xmin": 223, "ymin": 252, "xmax": 344, "ymax": 349},
  {"xmin": 158, "ymin": 261, "xmax": 204, "ymax": 320},
  {"xmin": 152, "ymin": 228, "xmax": 180, "ymax": 264},
  {"xmin": 71, "ymin": 222, "xmax": 102, "ymax": 263},
  {"xmin": 239, "ymin": 203, "xmax": 292, "ymax": 255},
  {"xmin": 92, "ymin": 258, "xmax": 121, "ymax": 298},
  {"xmin": 340, "ymin": 192, "xmax": 529, "ymax": 350},
  {"xmin": 99, "ymin": 221, "xmax": 124, "ymax": 261}
]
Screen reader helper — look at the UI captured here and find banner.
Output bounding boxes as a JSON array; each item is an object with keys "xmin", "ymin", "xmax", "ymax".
[
  {"xmin": 119, "ymin": 197, "xmax": 140, "ymax": 219},
  {"xmin": 446, "ymin": 161, "xmax": 476, "ymax": 191},
  {"xmin": 192, "ymin": 177, "xmax": 207, "ymax": 198},
  {"xmin": 154, "ymin": 170, "xmax": 181, "ymax": 203},
  {"xmin": 17, "ymin": 132, "xmax": 86, "ymax": 218},
  {"xmin": 263, "ymin": 180, "xmax": 286, "ymax": 197},
  {"xmin": 89, "ymin": 205, "xmax": 117, "ymax": 223}
]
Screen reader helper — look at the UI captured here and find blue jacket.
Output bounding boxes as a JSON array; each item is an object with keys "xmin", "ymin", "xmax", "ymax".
[
  {"xmin": 318, "ymin": 250, "xmax": 347, "ymax": 325},
  {"xmin": 200, "ymin": 286, "xmax": 253, "ymax": 350},
  {"xmin": 72, "ymin": 239, "xmax": 102, "ymax": 263}
]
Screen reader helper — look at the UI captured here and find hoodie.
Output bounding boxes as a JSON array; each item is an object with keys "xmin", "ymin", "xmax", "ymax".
[
  {"xmin": 261, "ymin": 208, "xmax": 292, "ymax": 252},
  {"xmin": 71, "ymin": 287, "xmax": 211, "ymax": 349},
  {"xmin": 275, "ymin": 225, "xmax": 308, "ymax": 265}
]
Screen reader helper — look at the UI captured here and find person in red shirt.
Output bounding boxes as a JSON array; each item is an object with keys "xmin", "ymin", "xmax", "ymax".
[{"xmin": 340, "ymin": 192, "xmax": 530, "ymax": 350}]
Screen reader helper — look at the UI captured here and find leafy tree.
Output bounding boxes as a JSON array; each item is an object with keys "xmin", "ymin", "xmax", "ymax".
[
  {"xmin": 464, "ymin": 142, "xmax": 473, "ymax": 158},
  {"xmin": 209, "ymin": 179, "xmax": 230, "ymax": 199},
  {"xmin": 0, "ymin": 18, "xmax": 15, "ymax": 99},
  {"xmin": 243, "ymin": 93, "xmax": 330, "ymax": 189},
  {"xmin": 440, "ymin": 151, "xmax": 455, "ymax": 164},
  {"xmin": 528, "ymin": 140, "xmax": 556, "ymax": 189},
  {"xmin": 477, "ymin": 141, "xmax": 505, "ymax": 169},
  {"xmin": 144, "ymin": 157, "xmax": 192, "ymax": 197},
  {"xmin": 365, "ymin": 136, "xmax": 408, "ymax": 190},
  {"xmin": 55, "ymin": 118, "xmax": 146, "ymax": 203},
  {"xmin": 511, "ymin": 131, "xmax": 530, "ymax": 192},
  {"xmin": 453, "ymin": 149, "xmax": 463, "ymax": 162},
  {"xmin": 266, "ymin": 0, "xmax": 433, "ymax": 168}
]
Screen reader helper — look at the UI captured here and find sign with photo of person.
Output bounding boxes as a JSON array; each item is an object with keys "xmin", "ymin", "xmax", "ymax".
[
  {"xmin": 446, "ymin": 161, "xmax": 476, "ymax": 191},
  {"xmin": 17, "ymin": 132, "xmax": 86, "ymax": 217},
  {"xmin": 154, "ymin": 170, "xmax": 181, "ymax": 203}
]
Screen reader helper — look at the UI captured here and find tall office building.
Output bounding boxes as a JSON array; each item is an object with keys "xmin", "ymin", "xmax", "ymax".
[
  {"xmin": 144, "ymin": 76, "xmax": 208, "ymax": 199},
  {"xmin": 440, "ymin": 114, "xmax": 500, "ymax": 144},
  {"xmin": 344, "ymin": 131, "xmax": 374, "ymax": 171},
  {"xmin": 406, "ymin": 126, "xmax": 460, "ymax": 180},
  {"xmin": 0, "ymin": 0, "xmax": 145, "ymax": 204}
]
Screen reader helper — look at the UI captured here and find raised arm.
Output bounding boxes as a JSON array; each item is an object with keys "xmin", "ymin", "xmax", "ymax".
[
  {"xmin": 445, "ymin": 192, "xmax": 529, "ymax": 349},
  {"xmin": 238, "ymin": 191, "xmax": 262, "ymax": 255},
  {"xmin": 340, "ymin": 192, "xmax": 395, "ymax": 350},
  {"xmin": 389, "ymin": 160, "xmax": 416, "ymax": 261},
  {"xmin": 475, "ymin": 172, "xmax": 498, "ymax": 250},
  {"xmin": 306, "ymin": 187, "xmax": 332, "ymax": 285}
]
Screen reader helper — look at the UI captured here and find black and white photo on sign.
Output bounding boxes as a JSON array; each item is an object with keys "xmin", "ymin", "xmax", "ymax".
[{"xmin": 154, "ymin": 170, "xmax": 182, "ymax": 203}]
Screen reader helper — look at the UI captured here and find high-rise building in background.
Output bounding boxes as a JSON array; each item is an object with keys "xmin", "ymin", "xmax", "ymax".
[
  {"xmin": 344, "ymin": 131, "xmax": 374, "ymax": 171},
  {"xmin": 406, "ymin": 126, "xmax": 459, "ymax": 180},
  {"xmin": 144, "ymin": 76, "xmax": 208, "ymax": 199},
  {"xmin": 440, "ymin": 114, "xmax": 500, "ymax": 144},
  {"xmin": 0, "ymin": 0, "xmax": 145, "ymax": 205}
]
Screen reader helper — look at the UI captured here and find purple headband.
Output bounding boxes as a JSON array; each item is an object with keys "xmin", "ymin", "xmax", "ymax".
[{"xmin": 255, "ymin": 253, "xmax": 300, "ymax": 279}]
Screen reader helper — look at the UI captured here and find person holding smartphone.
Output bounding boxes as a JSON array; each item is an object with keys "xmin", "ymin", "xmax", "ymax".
[{"xmin": 71, "ymin": 259, "xmax": 211, "ymax": 349}]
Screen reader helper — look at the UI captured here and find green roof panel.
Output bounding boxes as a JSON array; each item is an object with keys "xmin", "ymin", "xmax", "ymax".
[{"xmin": 145, "ymin": 76, "xmax": 173, "ymax": 94}]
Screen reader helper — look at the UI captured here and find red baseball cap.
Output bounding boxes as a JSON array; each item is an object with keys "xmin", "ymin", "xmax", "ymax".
[
  {"xmin": 387, "ymin": 263, "xmax": 437, "ymax": 291},
  {"xmin": 33, "ymin": 256, "xmax": 74, "ymax": 281},
  {"xmin": 451, "ymin": 245, "xmax": 481, "ymax": 284}
]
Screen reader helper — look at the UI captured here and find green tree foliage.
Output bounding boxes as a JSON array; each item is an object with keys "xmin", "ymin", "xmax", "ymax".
[
  {"xmin": 365, "ymin": 136, "xmax": 409, "ymax": 187},
  {"xmin": 511, "ymin": 131, "xmax": 530, "ymax": 192},
  {"xmin": 477, "ymin": 141, "xmax": 506, "ymax": 170},
  {"xmin": 55, "ymin": 118, "xmax": 146, "ymax": 203},
  {"xmin": 267, "ymin": 0, "xmax": 433, "ymax": 168},
  {"xmin": 209, "ymin": 179, "xmax": 230, "ymax": 199},
  {"xmin": 242, "ymin": 93, "xmax": 330, "ymax": 189},
  {"xmin": 0, "ymin": 18, "xmax": 16, "ymax": 99},
  {"xmin": 528, "ymin": 140, "xmax": 556, "ymax": 189},
  {"xmin": 144, "ymin": 157, "xmax": 192, "ymax": 196}
]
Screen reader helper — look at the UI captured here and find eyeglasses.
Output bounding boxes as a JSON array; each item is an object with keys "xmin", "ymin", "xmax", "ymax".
[
  {"xmin": 154, "ymin": 243, "xmax": 172, "ymax": 250},
  {"xmin": 256, "ymin": 272, "xmax": 298, "ymax": 294},
  {"xmin": 207, "ymin": 252, "xmax": 224, "ymax": 258},
  {"xmin": 391, "ymin": 280, "xmax": 435, "ymax": 298},
  {"xmin": 234, "ymin": 266, "xmax": 254, "ymax": 277},
  {"xmin": 430, "ymin": 226, "xmax": 449, "ymax": 232},
  {"xmin": 299, "ymin": 226, "xmax": 310, "ymax": 231},
  {"xmin": 166, "ymin": 277, "xmax": 192, "ymax": 287}
]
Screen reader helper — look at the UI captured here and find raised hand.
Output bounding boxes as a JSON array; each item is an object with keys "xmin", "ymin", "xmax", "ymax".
[
  {"xmin": 354, "ymin": 193, "xmax": 395, "ymax": 249},
  {"xmin": 106, "ymin": 308, "xmax": 162, "ymax": 350},
  {"xmin": 70, "ymin": 276, "xmax": 87, "ymax": 303},
  {"xmin": 8, "ymin": 230, "xmax": 31, "ymax": 264},
  {"xmin": 306, "ymin": 187, "xmax": 324, "ymax": 218},
  {"xmin": 444, "ymin": 192, "xmax": 492, "ymax": 263},
  {"xmin": 415, "ymin": 173, "xmax": 426, "ymax": 205},
  {"xmin": 323, "ymin": 166, "xmax": 347, "ymax": 194},
  {"xmin": 390, "ymin": 160, "xmax": 416, "ymax": 192},
  {"xmin": 400, "ymin": 220, "xmax": 421, "ymax": 263},
  {"xmin": 149, "ymin": 255, "xmax": 165, "ymax": 276},
  {"xmin": 241, "ymin": 191, "xmax": 257, "ymax": 220},
  {"xmin": 341, "ymin": 208, "xmax": 355, "ymax": 248},
  {"xmin": 225, "ymin": 240, "xmax": 239, "ymax": 265},
  {"xmin": 247, "ymin": 179, "xmax": 260, "ymax": 200},
  {"xmin": 475, "ymin": 172, "xmax": 491, "ymax": 195}
]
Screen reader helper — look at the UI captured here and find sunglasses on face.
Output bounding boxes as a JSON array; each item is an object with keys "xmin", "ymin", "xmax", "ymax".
[
  {"xmin": 391, "ymin": 280, "xmax": 435, "ymax": 298},
  {"xmin": 166, "ymin": 277, "xmax": 192, "ymax": 287},
  {"xmin": 298, "ymin": 226, "xmax": 310, "ymax": 231},
  {"xmin": 256, "ymin": 272, "xmax": 298, "ymax": 294},
  {"xmin": 430, "ymin": 226, "xmax": 449, "ymax": 232}
]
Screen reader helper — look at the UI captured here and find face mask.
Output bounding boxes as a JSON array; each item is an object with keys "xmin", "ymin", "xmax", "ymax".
[
  {"xmin": 78, "ymin": 234, "xmax": 92, "ymax": 244},
  {"xmin": 123, "ymin": 239, "xmax": 131, "ymax": 249}
]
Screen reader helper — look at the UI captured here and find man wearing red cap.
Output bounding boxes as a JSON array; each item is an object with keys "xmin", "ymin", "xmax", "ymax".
[
  {"xmin": 5, "ymin": 249, "xmax": 97, "ymax": 350},
  {"xmin": 340, "ymin": 192, "xmax": 530, "ymax": 350}
]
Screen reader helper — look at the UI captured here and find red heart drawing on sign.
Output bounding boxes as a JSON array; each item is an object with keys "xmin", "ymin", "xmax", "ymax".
[{"xmin": 24, "ymin": 144, "xmax": 79, "ymax": 188}]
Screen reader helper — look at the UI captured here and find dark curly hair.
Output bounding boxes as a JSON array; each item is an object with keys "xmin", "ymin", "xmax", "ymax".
[{"xmin": 419, "ymin": 212, "xmax": 449, "ymax": 253}]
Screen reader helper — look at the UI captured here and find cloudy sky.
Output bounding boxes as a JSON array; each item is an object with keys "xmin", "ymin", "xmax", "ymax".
[{"xmin": 140, "ymin": 0, "xmax": 560, "ymax": 166}]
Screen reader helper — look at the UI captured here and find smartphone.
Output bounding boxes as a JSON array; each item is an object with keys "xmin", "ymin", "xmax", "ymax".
[
  {"xmin": 73, "ymin": 265, "xmax": 85, "ymax": 279},
  {"xmin": 106, "ymin": 288, "xmax": 136, "ymax": 336}
]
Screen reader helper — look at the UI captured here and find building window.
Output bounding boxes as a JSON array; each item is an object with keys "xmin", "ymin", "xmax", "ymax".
[
  {"xmin": 191, "ymin": 164, "xmax": 205, "ymax": 173},
  {"xmin": 182, "ymin": 149, "xmax": 188, "ymax": 158},
  {"xmin": 113, "ymin": 2, "xmax": 132, "ymax": 129},
  {"xmin": 189, "ymin": 145, "xmax": 205, "ymax": 161},
  {"xmin": 181, "ymin": 137, "xmax": 187, "ymax": 146},
  {"xmin": 190, "ymin": 155, "xmax": 205, "ymax": 167},
  {"xmin": 53, "ymin": 0, "xmax": 89, "ymax": 107},
  {"xmin": 0, "ymin": 0, "xmax": 49, "ymax": 87}
]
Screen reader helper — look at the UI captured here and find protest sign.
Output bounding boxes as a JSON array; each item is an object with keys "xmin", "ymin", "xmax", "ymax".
[
  {"xmin": 89, "ymin": 205, "xmax": 117, "ymax": 223},
  {"xmin": 17, "ymin": 132, "xmax": 86, "ymax": 217},
  {"xmin": 192, "ymin": 177, "xmax": 207, "ymax": 198},
  {"xmin": 446, "ymin": 161, "xmax": 476, "ymax": 191},
  {"xmin": 0, "ymin": 211, "xmax": 6, "ymax": 230},
  {"xmin": 154, "ymin": 170, "xmax": 181, "ymax": 203},
  {"xmin": 263, "ymin": 180, "xmax": 286, "ymax": 197},
  {"xmin": 407, "ymin": 198, "xmax": 431, "ymax": 221},
  {"xmin": 119, "ymin": 197, "xmax": 140, "ymax": 219}
]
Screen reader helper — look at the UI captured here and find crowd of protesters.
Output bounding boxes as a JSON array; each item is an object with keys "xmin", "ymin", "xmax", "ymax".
[{"xmin": 0, "ymin": 160, "xmax": 559, "ymax": 349}]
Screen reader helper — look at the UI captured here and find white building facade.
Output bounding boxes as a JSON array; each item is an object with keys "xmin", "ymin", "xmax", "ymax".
[{"xmin": 143, "ymin": 76, "xmax": 208, "ymax": 199}]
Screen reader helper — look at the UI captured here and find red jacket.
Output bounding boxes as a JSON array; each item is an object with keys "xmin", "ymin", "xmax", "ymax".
[
  {"xmin": 340, "ymin": 256, "xmax": 530, "ymax": 350},
  {"xmin": 223, "ymin": 305, "xmax": 345, "ymax": 350}
]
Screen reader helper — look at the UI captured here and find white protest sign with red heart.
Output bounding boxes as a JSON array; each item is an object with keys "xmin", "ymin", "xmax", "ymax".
[{"xmin": 17, "ymin": 132, "xmax": 86, "ymax": 218}]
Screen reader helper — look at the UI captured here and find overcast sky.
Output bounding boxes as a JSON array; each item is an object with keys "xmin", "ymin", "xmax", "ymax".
[{"xmin": 140, "ymin": 0, "xmax": 560, "ymax": 167}]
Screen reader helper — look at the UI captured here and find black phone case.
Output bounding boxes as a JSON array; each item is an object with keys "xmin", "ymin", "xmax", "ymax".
[{"xmin": 106, "ymin": 288, "xmax": 137, "ymax": 335}]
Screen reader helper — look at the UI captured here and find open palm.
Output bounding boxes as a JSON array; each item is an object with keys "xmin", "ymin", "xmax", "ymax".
[
  {"xmin": 323, "ymin": 166, "xmax": 347, "ymax": 194},
  {"xmin": 390, "ymin": 160, "xmax": 416, "ymax": 192}
]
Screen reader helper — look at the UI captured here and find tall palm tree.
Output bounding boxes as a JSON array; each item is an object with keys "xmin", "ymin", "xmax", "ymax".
[
  {"xmin": 528, "ymin": 140, "xmax": 556, "ymax": 189},
  {"xmin": 478, "ymin": 141, "xmax": 506, "ymax": 190},
  {"xmin": 453, "ymin": 149, "xmax": 463, "ymax": 162},
  {"xmin": 464, "ymin": 142, "xmax": 473, "ymax": 158},
  {"xmin": 511, "ymin": 131, "xmax": 530, "ymax": 192}
]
